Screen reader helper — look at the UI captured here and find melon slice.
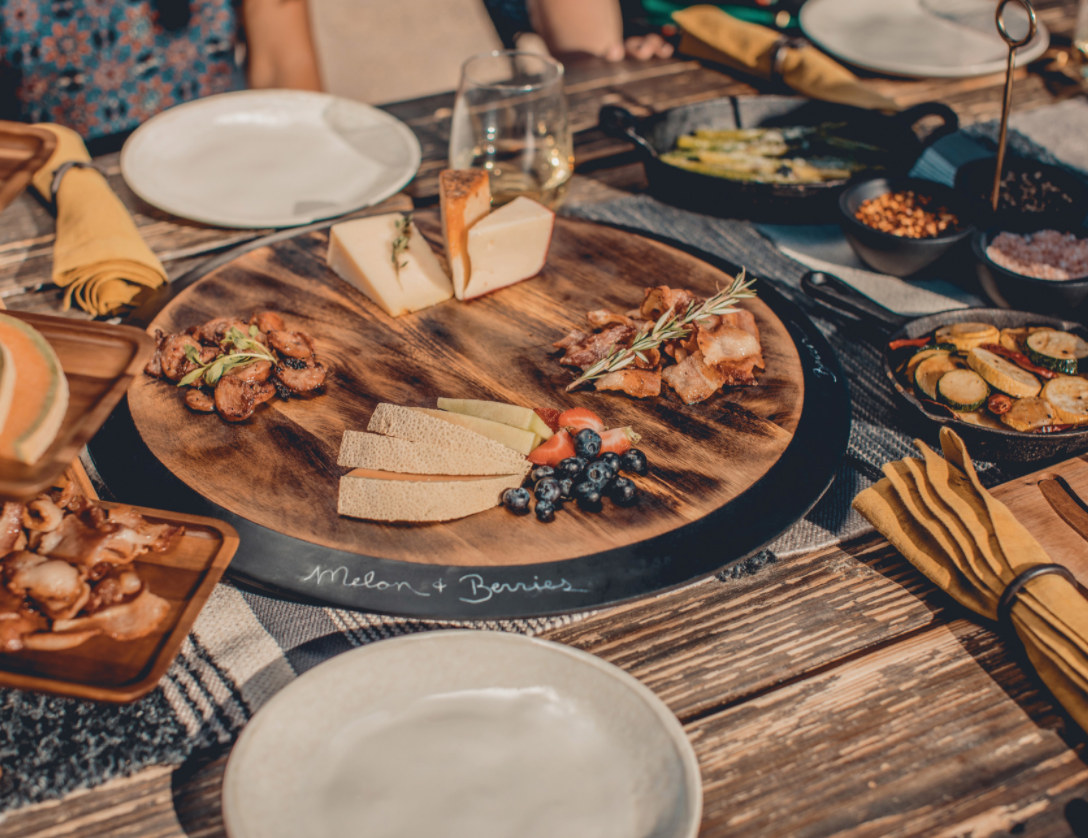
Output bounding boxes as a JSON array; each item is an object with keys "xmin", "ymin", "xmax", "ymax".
[
  {"xmin": 0, "ymin": 340, "xmax": 15, "ymax": 440},
  {"xmin": 0, "ymin": 314, "xmax": 68, "ymax": 464},
  {"xmin": 338, "ymin": 469, "xmax": 524, "ymax": 522},
  {"xmin": 436, "ymin": 398, "xmax": 554, "ymax": 440}
]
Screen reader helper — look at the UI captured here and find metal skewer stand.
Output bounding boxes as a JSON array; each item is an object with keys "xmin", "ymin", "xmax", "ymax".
[{"xmin": 992, "ymin": 0, "xmax": 1039, "ymax": 212}]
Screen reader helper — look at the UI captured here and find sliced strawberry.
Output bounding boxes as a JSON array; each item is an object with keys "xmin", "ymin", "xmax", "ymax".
[
  {"xmin": 558, "ymin": 407, "xmax": 605, "ymax": 433},
  {"xmin": 533, "ymin": 407, "xmax": 561, "ymax": 434},
  {"xmin": 528, "ymin": 429, "xmax": 575, "ymax": 466},
  {"xmin": 599, "ymin": 427, "xmax": 641, "ymax": 455}
]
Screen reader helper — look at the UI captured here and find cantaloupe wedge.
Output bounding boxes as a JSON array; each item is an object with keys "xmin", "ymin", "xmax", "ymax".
[
  {"xmin": 0, "ymin": 340, "xmax": 15, "ymax": 441},
  {"xmin": 338, "ymin": 469, "xmax": 525, "ymax": 522},
  {"xmin": 0, "ymin": 314, "xmax": 68, "ymax": 464}
]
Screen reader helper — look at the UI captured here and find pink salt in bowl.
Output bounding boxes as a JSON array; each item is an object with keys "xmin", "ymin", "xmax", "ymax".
[{"xmin": 972, "ymin": 225, "xmax": 1088, "ymax": 315}]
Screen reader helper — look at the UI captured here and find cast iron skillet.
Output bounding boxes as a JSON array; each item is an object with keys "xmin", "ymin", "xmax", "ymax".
[
  {"xmin": 599, "ymin": 95, "xmax": 959, "ymax": 223},
  {"xmin": 801, "ymin": 269, "xmax": 1088, "ymax": 462}
]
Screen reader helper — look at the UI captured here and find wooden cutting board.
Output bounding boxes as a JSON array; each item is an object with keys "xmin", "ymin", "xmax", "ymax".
[{"xmin": 112, "ymin": 213, "xmax": 849, "ymax": 618}]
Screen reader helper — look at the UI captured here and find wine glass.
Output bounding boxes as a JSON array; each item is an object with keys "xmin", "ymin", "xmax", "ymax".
[{"xmin": 449, "ymin": 51, "xmax": 574, "ymax": 210}]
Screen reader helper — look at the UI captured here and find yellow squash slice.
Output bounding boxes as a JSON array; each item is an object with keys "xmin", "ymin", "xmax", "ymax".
[
  {"xmin": 1042, "ymin": 376, "xmax": 1088, "ymax": 425},
  {"xmin": 914, "ymin": 354, "xmax": 965, "ymax": 401},
  {"xmin": 966, "ymin": 347, "xmax": 1042, "ymax": 399},
  {"xmin": 1000, "ymin": 396, "xmax": 1056, "ymax": 432},
  {"xmin": 934, "ymin": 322, "xmax": 1000, "ymax": 352}
]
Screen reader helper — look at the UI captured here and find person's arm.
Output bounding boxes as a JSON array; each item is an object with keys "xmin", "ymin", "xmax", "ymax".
[
  {"xmin": 526, "ymin": 0, "xmax": 673, "ymax": 61},
  {"xmin": 244, "ymin": 0, "xmax": 323, "ymax": 90}
]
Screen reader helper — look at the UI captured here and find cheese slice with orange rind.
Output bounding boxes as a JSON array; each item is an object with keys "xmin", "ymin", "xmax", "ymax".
[{"xmin": 0, "ymin": 314, "xmax": 68, "ymax": 464}]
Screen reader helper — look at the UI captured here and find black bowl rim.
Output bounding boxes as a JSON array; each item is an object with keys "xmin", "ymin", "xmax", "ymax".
[
  {"xmin": 971, "ymin": 226, "xmax": 1088, "ymax": 288},
  {"xmin": 838, "ymin": 176, "xmax": 978, "ymax": 246}
]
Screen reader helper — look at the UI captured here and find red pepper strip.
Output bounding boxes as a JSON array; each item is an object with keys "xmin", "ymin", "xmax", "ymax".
[
  {"xmin": 980, "ymin": 343, "xmax": 1058, "ymax": 380},
  {"xmin": 1032, "ymin": 424, "xmax": 1077, "ymax": 434},
  {"xmin": 889, "ymin": 336, "xmax": 932, "ymax": 351}
]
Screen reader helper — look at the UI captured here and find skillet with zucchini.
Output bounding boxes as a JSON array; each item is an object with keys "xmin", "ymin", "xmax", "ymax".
[{"xmin": 891, "ymin": 322, "xmax": 1088, "ymax": 433}]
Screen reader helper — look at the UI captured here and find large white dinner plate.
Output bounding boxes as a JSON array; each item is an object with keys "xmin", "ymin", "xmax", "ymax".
[
  {"xmin": 222, "ymin": 631, "xmax": 702, "ymax": 838},
  {"xmin": 120, "ymin": 89, "xmax": 421, "ymax": 228},
  {"xmin": 800, "ymin": 0, "xmax": 1049, "ymax": 79}
]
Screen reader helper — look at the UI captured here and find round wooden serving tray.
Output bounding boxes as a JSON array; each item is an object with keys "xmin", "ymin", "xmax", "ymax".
[{"xmin": 92, "ymin": 214, "xmax": 849, "ymax": 619}]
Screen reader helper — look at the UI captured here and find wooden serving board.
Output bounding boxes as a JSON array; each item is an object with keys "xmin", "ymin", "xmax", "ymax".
[
  {"xmin": 0, "ymin": 503, "xmax": 238, "ymax": 702},
  {"xmin": 102, "ymin": 215, "xmax": 850, "ymax": 618}
]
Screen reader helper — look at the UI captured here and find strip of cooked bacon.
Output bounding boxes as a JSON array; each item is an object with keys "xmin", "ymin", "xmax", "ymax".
[
  {"xmin": 0, "ymin": 502, "xmax": 25, "ymax": 556},
  {"xmin": 587, "ymin": 309, "xmax": 636, "ymax": 329},
  {"xmin": 640, "ymin": 286, "xmax": 696, "ymax": 320},
  {"xmin": 696, "ymin": 322, "xmax": 763, "ymax": 368},
  {"xmin": 595, "ymin": 369, "xmax": 662, "ymax": 399},
  {"xmin": 53, "ymin": 588, "xmax": 170, "ymax": 641},
  {"xmin": 555, "ymin": 325, "xmax": 635, "ymax": 368},
  {"xmin": 661, "ymin": 351, "xmax": 727, "ymax": 404}
]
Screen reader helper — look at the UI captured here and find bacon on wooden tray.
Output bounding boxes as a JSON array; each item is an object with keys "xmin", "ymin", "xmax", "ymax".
[
  {"xmin": 553, "ymin": 285, "xmax": 764, "ymax": 403},
  {"xmin": 0, "ymin": 476, "xmax": 180, "ymax": 653},
  {"xmin": 144, "ymin": 311, "xmax": 327, "ymax": 423}
]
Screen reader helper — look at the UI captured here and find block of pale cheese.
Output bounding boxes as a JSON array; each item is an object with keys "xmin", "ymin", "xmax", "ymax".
[
  {"xmin": 338, "ymin": 429, "xmax": 525, "ymax": 476},
  {"xmin": 338, "ymin": 469, "xmax": 525, "ymax": 522},
  {"xmin": 413, "ymin": 408, "xmax": 538, "ymax": 456},
  {"xmin": 367, "ymin": 404, "xmax": 530, "ymax": 474},
  {"xmin": 464, "ymin": 196, "xmax": 554, "ymax": 300},
  {"xmin": 439, "ymin": 170, "xmax": 491, "ymax": 300},
  {"xmin": 327, "ymin": 213, "xmax": 453, "ymax": 317}
]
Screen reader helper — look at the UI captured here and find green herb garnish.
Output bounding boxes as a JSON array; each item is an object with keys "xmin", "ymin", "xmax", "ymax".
[
  {"xmin": 178, "ymin": 326, "xmax": 277, "ymax": 388},
  {"xmin": 391, "ymin": 214, "xmax": 412, "ymax": 278}
]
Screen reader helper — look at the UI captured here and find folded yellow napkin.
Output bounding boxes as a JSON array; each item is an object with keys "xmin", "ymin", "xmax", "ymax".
[
  {"xmin": 672, "ymin": 5, "xmax": 900, "ymax": 112},
  {"xmin": 853, "ymin": 428, "xmax": 1088, "ymax": 731},
  {"xmin": 29, "ymin": 124, "xmax": 166, "ymax": 316}
]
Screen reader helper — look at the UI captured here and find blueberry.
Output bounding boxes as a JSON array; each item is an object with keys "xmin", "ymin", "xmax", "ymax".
[
  {"xmin": 576, "ymin": 489, "xmax": 603, "ymax": 511},
  {"xmin": 535, "ymin": 477, "xmax": 562, "ymax": 504},
  {"xmin": 585, "ymin": 462, "xmax": 610, "ymax": 484},
  {"xmin": 535, "ymin": 500, "xmax": 557, "ymax": 522},
  {"xmin": 610, "ymin": 476, "xmax": 637, "ymax": 505},
  {"xmin": 502, "ymin": 487, "xmax": 531, "ymax": 513},
  {"xmin": 531, "ymin": 466, "xmax": 555, "ymax": 483},
  {"xmin": 574, "ymin": 429, "xmax": 602, "ymax": 459},
  {"xmin": 558, "ymin": 478, "xmax": 575, "ymax": 499},
  {"xmin": 598, "ymin": 452, "xmax": 621, "ymax": 477},
  {"xmin": 557, "ymin": 457, "xmax": 585, "ymax": 479},
  {"xmin": 621, "ymin": 448, "xmax": 649, "ymax": 476},
  {"xmin": 574, "ymin": 481, "xmax": 602, "ymax": 502}
]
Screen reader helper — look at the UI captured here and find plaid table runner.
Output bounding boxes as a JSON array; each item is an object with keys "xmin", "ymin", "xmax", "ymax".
[{"xmin": 3, "ymin": 108, "xmax": 1084, "ymax": 813}]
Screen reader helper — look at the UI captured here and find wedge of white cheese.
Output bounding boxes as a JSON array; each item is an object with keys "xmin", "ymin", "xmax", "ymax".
[
  {"xmin": 327, "ymin": 213, "xmax": 453, "ymax": 317},
  {"xmin": 439, "ymin": 169, "xmax": 491, "ymax": 300},
  {"xmin": 464, "ymin": 196, "xmax": 554, "ymax": 300},
  {"xmin": 413, "ymin": 408, "xmax": 538, "ymax": 455},
  {"xmin": 338, "ymin": 429, "xmax": 525, "ymax": 476},
  {"xmin": 338, "ymin": 469, "xmax": 525, "ymax": 522},
  {"xmin": 367, "ymin": 404, "xmax": 531, "ymax": 474}
]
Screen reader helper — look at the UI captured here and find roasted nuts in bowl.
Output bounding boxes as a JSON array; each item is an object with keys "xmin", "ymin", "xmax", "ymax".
[{"xmin": 838, "ymin": 177, "xmax": 976, "ymax": 277}]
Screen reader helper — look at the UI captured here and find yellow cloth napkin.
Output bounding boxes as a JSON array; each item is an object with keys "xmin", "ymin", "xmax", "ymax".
[
  {"xmin": 672, "ymin": 5, "xmax": 900, "ymax": 112},
  {"xmin": 29, "ymin": 124, "xmax": 166, "ymax": 316},
  {"xmin": 853, "ymin": 427, "xmax": 1088, "ymax": 731}
]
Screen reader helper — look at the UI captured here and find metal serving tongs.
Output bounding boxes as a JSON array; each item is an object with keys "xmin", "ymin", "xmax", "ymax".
[{"xmin": 991, "ymin": 0, "xmax": 1038, "ymax": 212}]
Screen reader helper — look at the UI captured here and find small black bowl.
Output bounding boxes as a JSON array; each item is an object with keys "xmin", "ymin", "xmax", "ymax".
[
  {"xmin": 954, "ymin": 156, "xmax": 1088, "ymax": 231},
  {"xmin": 838, "ymin": 177, "xmax": 977, "ymax": 277},
  {"xmin": 972, "ymin": 226, "xmax": 1088, "ymax": 315}
]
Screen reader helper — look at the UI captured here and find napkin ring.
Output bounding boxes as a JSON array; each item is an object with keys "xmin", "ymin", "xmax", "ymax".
[
  {"xmin": 49, "ymin": 161, "xmax": 104, "ymax": 211},
  {"xmin": 771, "ymin": 36, "xmax": 810, "ymax": 80},
  {"xmin": 997, "ymin": 563, "xmax": 1078, "ymax": 626}
]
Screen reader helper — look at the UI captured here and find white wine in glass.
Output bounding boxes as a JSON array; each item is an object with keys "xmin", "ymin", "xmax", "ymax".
[{"xmin": 450, "ymin": 51, "xmax": 574, "ymax": 210}]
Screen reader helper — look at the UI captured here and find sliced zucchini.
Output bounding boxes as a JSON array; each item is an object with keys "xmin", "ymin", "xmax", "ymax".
[
  {"xmin": 906, "ymin": 348, "xmax": 952, "ymax": 382},
  {"xmin": 955, "ymin": 409, "xmax": 1005, "ymax": 430},
  {"xmin": 1000, "ymin": 396, "xmax": 1056, "ymax": 432},
  {"xmin": 1042, "ymin": 375, "xmax": 1088, "ymax": 425},
  {"xmin": 914, "ymin": 354, "xmax": 965, "ymax": 400},
  {"xmin": 999, "ymin": 327, "xmax": 1030, "ymax": 353},
  {"xmin": 936, "ymin": 369, "xmax": 990, "ymax": 411},
  {"xmin": 934, "ymin": 322, "xmax": 1000, "ymax": 352},
  {"xmin": 966, "ymin": 347, "xmax": 1042, "ymax": 399},
  {"xmin": 1025, "ymin": 330, "xmax": 1088, "ymax": 375}
]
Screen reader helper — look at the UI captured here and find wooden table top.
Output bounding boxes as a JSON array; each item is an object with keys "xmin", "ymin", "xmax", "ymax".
[{"xmin": 6, "ymin": 1, "xmax": 1088, "ymax": 835}]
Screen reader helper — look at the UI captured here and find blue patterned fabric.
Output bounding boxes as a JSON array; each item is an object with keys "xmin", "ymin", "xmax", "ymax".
[{"xmin": 0, "ymin": 0, "xmax": 243, "ymax": 141}]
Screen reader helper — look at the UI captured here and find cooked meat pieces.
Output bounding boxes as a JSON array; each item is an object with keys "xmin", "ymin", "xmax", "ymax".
[
  {"xmin": 267, "ymin": 330, "xmax": 315, "ymax": 360},
  {"xmin": 184, "ymin": 388, "xmax": 216, "ymax": 413},
  {"xmin": 192, "ymin": 317, "xmax": 248, "ymax": 346},
  {"xmin": 555, "ymin": 325, "xmax": 635, "ymax": 368},
  {"xmin": 696, "ymin": 322, "xmax": 763, "ymax": 368},
  {"xmin": 215, "ymin": 375, "xmax": 260, "ymax": 422},
  {"xmin": 661, "ymin": 351, "xmax": 727, "ymax": 404},
  {"xmin": 640, "ymin": 286, "xmax": 696, "ymax": 320},
  {"xmin": 274, "ymin": 359, "xmax": 326, "ymax": 394},
  {"xmin": 250, "ymin": 311, "xmax": 285, "ymax": 333},
  {"xmin": 0, "ymin": 502, "xmax": 24, "ymax": 555},
  {"xmin": 85, "ymin": 567, "xmax": 143, "ymax": 614},
  {"xmin": 159, "ymin": 334, "xmax": 202, "ymax": 382},
  {"xmin": 53, "ymin": 588, "xmax": 170, "ymax": 641},
  {"xmin": 3, "ymin": 551, "xmax": 90, "ymax": 619},
  {"xmin": 595, "ymin": 369, "xmax": 662, "ymax": 398},
  {"xmin": 0, "ymin": 587, "xmax": 47, "ymax": 652},
  {"xmin": 587, "ymin": 309, "xmax": 637, "ymax": 329},
  {"xmin": 226, "ymin": 358, "xmax": 273, "ymax": 383}
]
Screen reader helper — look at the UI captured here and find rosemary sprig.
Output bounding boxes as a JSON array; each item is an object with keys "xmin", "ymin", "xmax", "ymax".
[
  {"xmin": 565, "ymin": 270, "xmax": 757, "ymax": 392},
  {"xmin": 391, "ymin": 213, "xmax": 412, "ymax": 280},
  {"xmin": 177, "ymin": 325, "xmax": 277, "ymax": 388}
]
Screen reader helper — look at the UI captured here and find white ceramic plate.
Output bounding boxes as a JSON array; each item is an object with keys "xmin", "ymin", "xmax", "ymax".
[
  {"xmin": 120, "ymin": 89, "xmax": 421, "ymax": 228},
  {"xmin": 800, "ymin": 0, "xmax": 1049, "ymax": 79},
  {"xmin": 222, "ymin": 631, "xmax": 702, "ymax": 838}
]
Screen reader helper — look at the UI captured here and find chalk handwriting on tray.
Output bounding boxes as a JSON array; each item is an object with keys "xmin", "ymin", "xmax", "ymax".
[{"xmin": 300, "ymin": 566, "xmax": 590, "ymax": 604}]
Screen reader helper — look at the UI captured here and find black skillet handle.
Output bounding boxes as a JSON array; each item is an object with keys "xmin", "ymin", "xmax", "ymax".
[
  {"xmin": 892, "ymin": 102, "xmax": 960, "ymax": 150},
  {"xmin": 598, "ymin": 105, "xmax": 659, "ymax": 159},
  {"xmin": 800, "ymin": 271, "xmax": 911, "ymax": 336}
]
